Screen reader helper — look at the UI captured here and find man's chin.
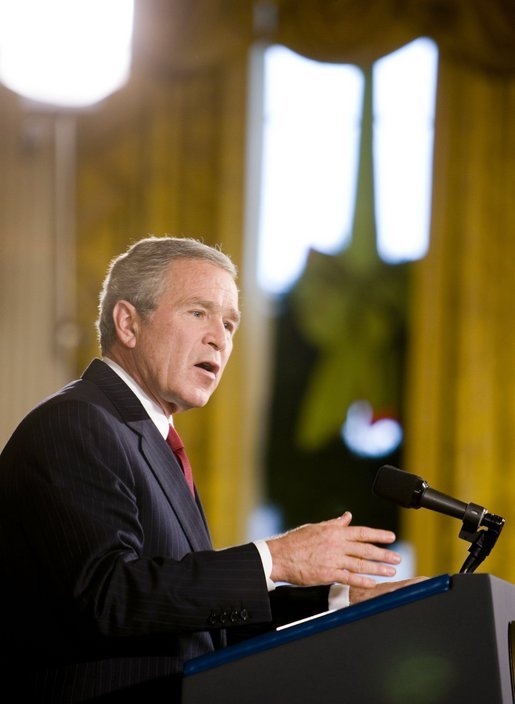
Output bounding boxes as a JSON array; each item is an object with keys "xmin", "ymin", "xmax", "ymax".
[{"xmin": 175, "ymin": 391, "xmax": 214, "ymax": 413}]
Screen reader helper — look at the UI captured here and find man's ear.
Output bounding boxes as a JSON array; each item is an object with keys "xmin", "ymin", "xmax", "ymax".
[{"xmin": 112, "ymin": 300, "xmax": 139, "ymax": 348}]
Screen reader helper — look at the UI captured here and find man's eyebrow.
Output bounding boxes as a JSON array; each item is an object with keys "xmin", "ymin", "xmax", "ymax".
[
  {"xmin": 228, "ymin": 308, "xmax": 241, "ymax": 327},
  {"xmin": 185, "ymin": 297, "xmax": 241, "ymax": 326},
  {"xmin": 223, "ymin": 305, "xmax": 241, "ymax": 328}
]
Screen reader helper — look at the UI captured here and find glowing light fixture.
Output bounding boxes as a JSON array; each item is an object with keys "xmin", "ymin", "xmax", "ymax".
[
  {"xmin": 0, "ymin": 0, "xmax": 134, "ymax": 108},
  {"xmin": 341, "ymin": 401, "xmax": 403, "ymax": 458}
]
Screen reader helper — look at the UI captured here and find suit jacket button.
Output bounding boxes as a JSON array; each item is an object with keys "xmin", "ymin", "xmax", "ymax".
[
  {"xmin": 220, "ymin": 610, "xmax": 229, "ymax": 624},
  {"xmin": 208, "ymin": 611, "xmax": 218, "ymax": 625},
  {"xmin": 230, "ymin": 610, "xmax": 239, "ymax": 623},
  {"xmin": 240, "ymin": 608, "xmax": 249, "ymax": 622}
]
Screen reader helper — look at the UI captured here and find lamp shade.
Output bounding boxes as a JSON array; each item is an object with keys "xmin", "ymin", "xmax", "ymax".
[{"xmin": 0, "ymin": 0, "xmax": 134, "ymax": 108}]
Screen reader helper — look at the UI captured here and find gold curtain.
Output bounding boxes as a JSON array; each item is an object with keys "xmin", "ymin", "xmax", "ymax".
[{"xmin": 405, "ymin": 59, "xmax": 515, "ymax": 579}]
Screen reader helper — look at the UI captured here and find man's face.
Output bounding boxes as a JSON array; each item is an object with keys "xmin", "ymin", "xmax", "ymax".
[{"xmin": 127, "ymin": 258, "xmax": 240, "ymax": 415}]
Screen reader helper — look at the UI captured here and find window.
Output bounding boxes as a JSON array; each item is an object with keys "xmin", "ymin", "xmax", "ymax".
[
  {"xmin": 373, "ymin": 39, "xmax": 438, "ymax": 262},
  {"xmin": 253, "ymin": 38, "xmax": 438, "ymax": 296}
]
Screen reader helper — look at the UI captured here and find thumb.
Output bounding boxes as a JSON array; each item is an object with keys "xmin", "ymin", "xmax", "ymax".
[{"xmin": 337, "ymin": 510, "xmax": 352, "ymax": 526}]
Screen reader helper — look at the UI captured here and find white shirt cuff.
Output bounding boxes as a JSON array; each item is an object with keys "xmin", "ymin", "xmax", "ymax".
[
  {"xmin": 253, "ymin": 539, "xmax": 276, "ymax": 591},
  {"xmin": 328, "ymin": 582, "xmax": 350, "ymax": 610}
]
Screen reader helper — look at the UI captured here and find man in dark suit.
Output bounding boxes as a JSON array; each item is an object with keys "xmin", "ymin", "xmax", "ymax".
[{"xmin": 0, "ymin": 236, "xmax": 415, "ymax": 702}]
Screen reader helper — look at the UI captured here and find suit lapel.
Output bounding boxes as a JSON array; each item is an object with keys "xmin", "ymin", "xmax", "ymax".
[
  {"xmin": 133, "ymin": 419, "xmax": 213, "ymax": 551},
  {"xmin": 82, "ymin": 359, "xmax": 212, "ymax": 552}
]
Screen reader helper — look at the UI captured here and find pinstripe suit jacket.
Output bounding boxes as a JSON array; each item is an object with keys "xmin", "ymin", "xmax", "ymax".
[{"xmin": 0, "ymin": 359, "xmax": 328, "ymax": 702}]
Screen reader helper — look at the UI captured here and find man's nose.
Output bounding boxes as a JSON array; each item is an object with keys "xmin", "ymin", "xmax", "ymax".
[{"xmin": 204, "ymin": 319, "xmax": 227, "ymax": 350}]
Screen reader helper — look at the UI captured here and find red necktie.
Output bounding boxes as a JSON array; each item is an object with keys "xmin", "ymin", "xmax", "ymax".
[{"xmin": 166, "ymin": 425, "xmax": 195, "ymax": 497}]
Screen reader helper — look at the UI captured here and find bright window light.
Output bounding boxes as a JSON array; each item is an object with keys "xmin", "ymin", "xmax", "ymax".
[
  {"xmin": 255, "ymin": 39, "xmax": 438, "ymax": 295},
  {"xmin": 257, "ymin": 46, "xmax": 364, "ymax": 295},
  {"xmin": 373, "ymin": 38, "xmax": 438, "ymax": 262},
  {"xmin": 0, "ymin": 0, "xmax": 134, "ymax": 108}
]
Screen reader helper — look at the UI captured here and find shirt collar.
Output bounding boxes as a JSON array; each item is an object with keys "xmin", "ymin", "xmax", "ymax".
[{"xmin": 102, "ymin": 357, "xmax": 171, "ymax": 440}]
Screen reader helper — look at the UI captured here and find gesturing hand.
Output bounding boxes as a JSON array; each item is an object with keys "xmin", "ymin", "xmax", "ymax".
[{"xmin": 266, "ymin": 511, "xmax": 400, "ymax": 589}]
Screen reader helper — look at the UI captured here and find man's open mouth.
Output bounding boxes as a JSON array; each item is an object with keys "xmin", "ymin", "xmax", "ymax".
[{"xmin": 195, "ymin": 362, "xmax": 218, "ymax": 376}]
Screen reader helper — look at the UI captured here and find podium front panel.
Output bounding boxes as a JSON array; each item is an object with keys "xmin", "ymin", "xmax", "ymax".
[{"xmin": 182, "ymin": 574, "xmax": 515, "ymax": 704}]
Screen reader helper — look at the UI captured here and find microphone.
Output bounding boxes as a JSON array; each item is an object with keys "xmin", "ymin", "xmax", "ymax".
[
  {"xmin": 372, "ymin": 464, "xmax": 486, "ymax": 531},
  {"xmin": 373, "ymin": 465, "xmax": 505, "ymax": 574}
]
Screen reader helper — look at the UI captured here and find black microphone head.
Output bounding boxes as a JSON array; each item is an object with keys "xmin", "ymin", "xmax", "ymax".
[{"xmin": 373, "ymin": 465, "xmax": 427, "ymax": 509}]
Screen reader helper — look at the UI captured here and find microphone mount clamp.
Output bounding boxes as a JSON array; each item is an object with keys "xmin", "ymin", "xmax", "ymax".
[{"xmin": 458, "ymin": 510, "xmax": 505, "ymax": 574}]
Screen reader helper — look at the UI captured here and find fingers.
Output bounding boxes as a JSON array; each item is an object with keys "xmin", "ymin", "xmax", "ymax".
[
  {"xmin": 332, "ymin": 516, "xmax": 397, "ymax": 548},
  {"xmin": 349, "ymin": 541, "xmax": 401, "ymax": 566},
  {"xmin": 345, "ymin": 524, "xmax": 397, "ymax": 546},
  {"xmin": 333, "ymin": 570, "xmax": 377, "ymax": 588},
  {"xmin": 334, "ymin": 523, "xmax": 401, "ymax": 580},
  {"xmin": 338, "ymin": 554, "xmax": 398, "ymax": 579},
  {"xmin": 324, "ymin": 521, "xmax": 400, "ymax": 584},
  {"xmin": 336, "ymin": 511, "xmax": 353, "ymax": 526},
  {"xmin": 267, "ymin": 515, "xmax": 401, "ymax": 587},
  {"xmin": 349, "ymin": 576, "xmax": 429, "ymax": 605}
]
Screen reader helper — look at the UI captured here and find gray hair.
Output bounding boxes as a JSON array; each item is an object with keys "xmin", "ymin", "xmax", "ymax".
[{"xmin": 96, "ymin": 235, "xmax": 238, "ymax": 354}]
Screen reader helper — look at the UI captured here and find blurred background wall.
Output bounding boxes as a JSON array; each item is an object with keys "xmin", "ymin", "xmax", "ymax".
[{"xmin": 0, "ymin": 0, "xmax": 514, "ymax": 581}]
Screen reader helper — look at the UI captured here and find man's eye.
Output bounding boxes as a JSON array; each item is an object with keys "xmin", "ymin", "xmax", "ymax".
[{"xmin": 191, "ymin": 310, "xmax": 204, "ymax": 318}]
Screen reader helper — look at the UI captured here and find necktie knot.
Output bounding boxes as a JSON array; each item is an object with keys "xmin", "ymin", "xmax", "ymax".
[
  {"xmin": 166, "ymin": 425, "xmax": 195, "ymax": 497},
  {"xmin": 166, "ymin": 425, "xmax": 184, "ymax": 453}
]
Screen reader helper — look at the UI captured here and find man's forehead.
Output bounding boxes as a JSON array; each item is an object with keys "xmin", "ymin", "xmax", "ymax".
[
  {"xmin": 168, "ymin": 257, "xmax": 235, "ymax": 282},
  {"xmin": 166, "ymin": 260, "xmax": 240, "ymax": 314}
]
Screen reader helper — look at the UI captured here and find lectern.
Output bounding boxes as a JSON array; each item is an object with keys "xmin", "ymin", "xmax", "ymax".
[{"xmin": 182, "ymin": 573, "xmax": 515, "ymax": 703}]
